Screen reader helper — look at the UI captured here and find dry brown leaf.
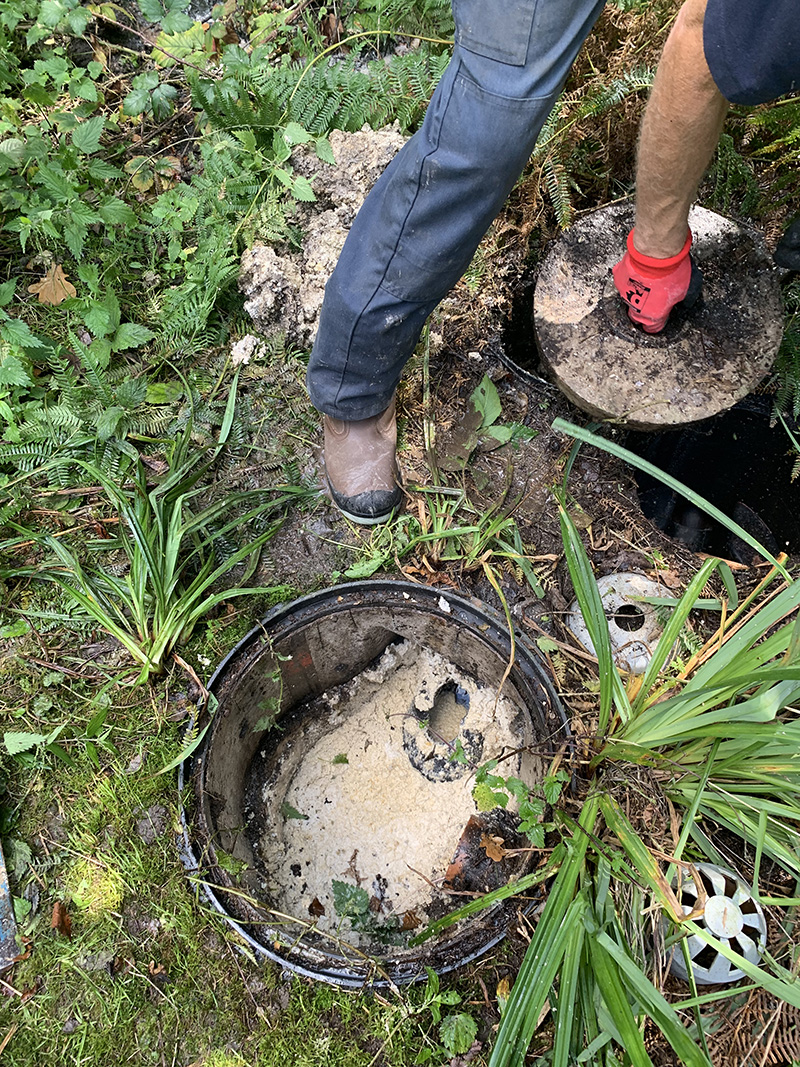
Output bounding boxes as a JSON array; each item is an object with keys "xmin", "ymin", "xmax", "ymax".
[
  {"xmin": 320, "ymin": 12, "xmax": 344, "ymax": 45},
  {"xmin": 28, "ymin": 264, "xmax": 77, "ymax": 305},
  {"xmin": 50, "ymin": 900, "xmax": 72, "ymax": 939},
  {"xmin": 479, "ymin": 833, "xmax": 507, "ymax": 862},
  {"xmin": 401, "ymin": 910, "xmax": 421, "ymax": 931},
  {"xmin": 308, "ymin": 897, "xmax": 325, "ymax": 918}
]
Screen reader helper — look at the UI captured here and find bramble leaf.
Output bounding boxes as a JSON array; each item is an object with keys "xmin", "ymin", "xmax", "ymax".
[
  {"xmin": 71, "ymin": 114, "xmax": 105, "ymax": 153},
  {"xmin": 112, "ymin": 323, "xmax": 155, "ymax": 351},
  {"xmin": 440, "ymin": 1013, "xmax": 478, "ymax": 1057}
]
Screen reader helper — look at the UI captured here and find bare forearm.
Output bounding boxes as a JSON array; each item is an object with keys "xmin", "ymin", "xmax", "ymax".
[{"xmin": 634, "ymin": 0, "xmax": 729, "ymax": 257}]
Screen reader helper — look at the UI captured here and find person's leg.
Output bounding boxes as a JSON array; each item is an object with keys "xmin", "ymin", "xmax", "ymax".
[
  {"xmin": 632, "ymin": 0, "xmax": 728, "ymax": 259},
  {"xmin": 308, "ymin": 0, "xmax": 607, "ymax": 423},
  {"xmin": 617, "ymin": 0, "xmax": 800, "ymax": 332}
]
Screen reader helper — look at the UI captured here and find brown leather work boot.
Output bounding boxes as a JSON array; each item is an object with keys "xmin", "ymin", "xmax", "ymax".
[{"xmin": 323, "ymin": 398, "xmax": 403, "ymax": 524}]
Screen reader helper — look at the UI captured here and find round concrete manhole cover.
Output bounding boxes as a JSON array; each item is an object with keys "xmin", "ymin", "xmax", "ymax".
[{"xmin": 534, "ymin": 203, "xmax": 783, "ymax": 429}]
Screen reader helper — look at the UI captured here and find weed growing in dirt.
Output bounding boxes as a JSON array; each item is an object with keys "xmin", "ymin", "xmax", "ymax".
[{"xmin": 3, "ymin": 374, "xmax": 314, "ymax": 682}]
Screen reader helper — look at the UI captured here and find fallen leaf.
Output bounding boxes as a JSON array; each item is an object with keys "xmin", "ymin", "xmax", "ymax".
[
  {"xmin": 50, "ymin": 900, "xmax": 72, "ymax": 939},
  {"xmin": 308, "ymin": 897, "xmax": 325, "ymax": 918},
  {"xmin": 139, "ymin": 454, "xmax": 169, "ymax": 477},
  {"xmin": 653, "ymin": 567, "xmax": 682, "ymax": 590},
  {"xmin": 28, "ymin": 264, "xmax": 77, "ymax": 305},
  {"xmin": 12, "ymin": 936, "xmax": 32, "ymax": 963},
  {"xmin": 147, "ymin": 959, "xmax": 169, "ymax": 988},
  {"xmin": 125, "ymin": 753, "xmax": 144, "ymax": 774},
  {"xmin": 401, "ymin": 910, "xmax": 421, "ymax": 931},
  {"xmin": 480, "ymin": 833, "xmax": 507, "ymax": 862},
  {"xmin": 320, "ymin": 12, "xmax": 344, "ymax": 45}
]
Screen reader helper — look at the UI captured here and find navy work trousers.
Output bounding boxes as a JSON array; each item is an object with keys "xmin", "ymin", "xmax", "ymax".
[{"xmin": 307, "ymin": 0, "xmax": 607, "ymax": 421}]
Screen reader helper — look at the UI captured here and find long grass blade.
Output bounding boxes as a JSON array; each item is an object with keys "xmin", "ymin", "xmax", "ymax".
[
  {"xmin": 596, "ymin": 933, "xmax": 711, "ymax": 1067},
  {"xmin": 551, "ymin": 419, "xmax": 791, "ymax": 578},
  {"xmin": 489, "ymin": 795, "xmax": 600, "ymax": 1067},
  {"xmin": 558, "ymin": 499, "xmax": 630, "ymax": 734},
  {"xmin": 586, "ymin": 935, "xmax": 653, "ymax": 1067}
]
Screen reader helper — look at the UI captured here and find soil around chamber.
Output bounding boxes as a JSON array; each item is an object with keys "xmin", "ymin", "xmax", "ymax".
[{"xmin": 242, "ymin": 640, "xmax": 538, "ymax": 951}]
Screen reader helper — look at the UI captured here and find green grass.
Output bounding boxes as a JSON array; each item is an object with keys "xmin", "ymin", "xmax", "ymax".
[{"xmin": 1, "ymin": 661, "xmax": 482, "ymax": 1067}]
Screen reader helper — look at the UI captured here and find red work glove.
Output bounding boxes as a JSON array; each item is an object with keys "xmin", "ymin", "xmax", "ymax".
[{"xmin": 612, "ymin": 228, "xmax": 700, "ymax": 334}]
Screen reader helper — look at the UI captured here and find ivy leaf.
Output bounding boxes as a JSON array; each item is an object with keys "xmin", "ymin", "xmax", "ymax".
[
  {"xmin": 440, "ymin": 1014, "xmax": 478, "ymax": 1057},
  {"xmin": 71, "ymin": 114, "xmax": 105, "ymax": 154},
  {"xmin": 470, "ymin": 374, "xmax": 502, "ymax": 429}
]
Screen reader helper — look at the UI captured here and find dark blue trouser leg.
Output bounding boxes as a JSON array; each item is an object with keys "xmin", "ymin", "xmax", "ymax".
[{"xmin": 307, "ymin": 0, "xmax": 607, "ymax": 420}]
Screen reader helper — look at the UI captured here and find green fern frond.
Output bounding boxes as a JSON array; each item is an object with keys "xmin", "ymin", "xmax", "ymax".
[{"xmin": 543, "ymin": 156, "xmax": 574, "ymax": 229}]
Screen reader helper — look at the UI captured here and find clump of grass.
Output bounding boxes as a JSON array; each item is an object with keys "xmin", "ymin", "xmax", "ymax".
[
  {"xmin": 64, "ymin": 857, "xmax": 126, "ymax": 916},
  {"xmin": 3, "ymin": 373, "xmax": 314, "ymax": 683}
]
